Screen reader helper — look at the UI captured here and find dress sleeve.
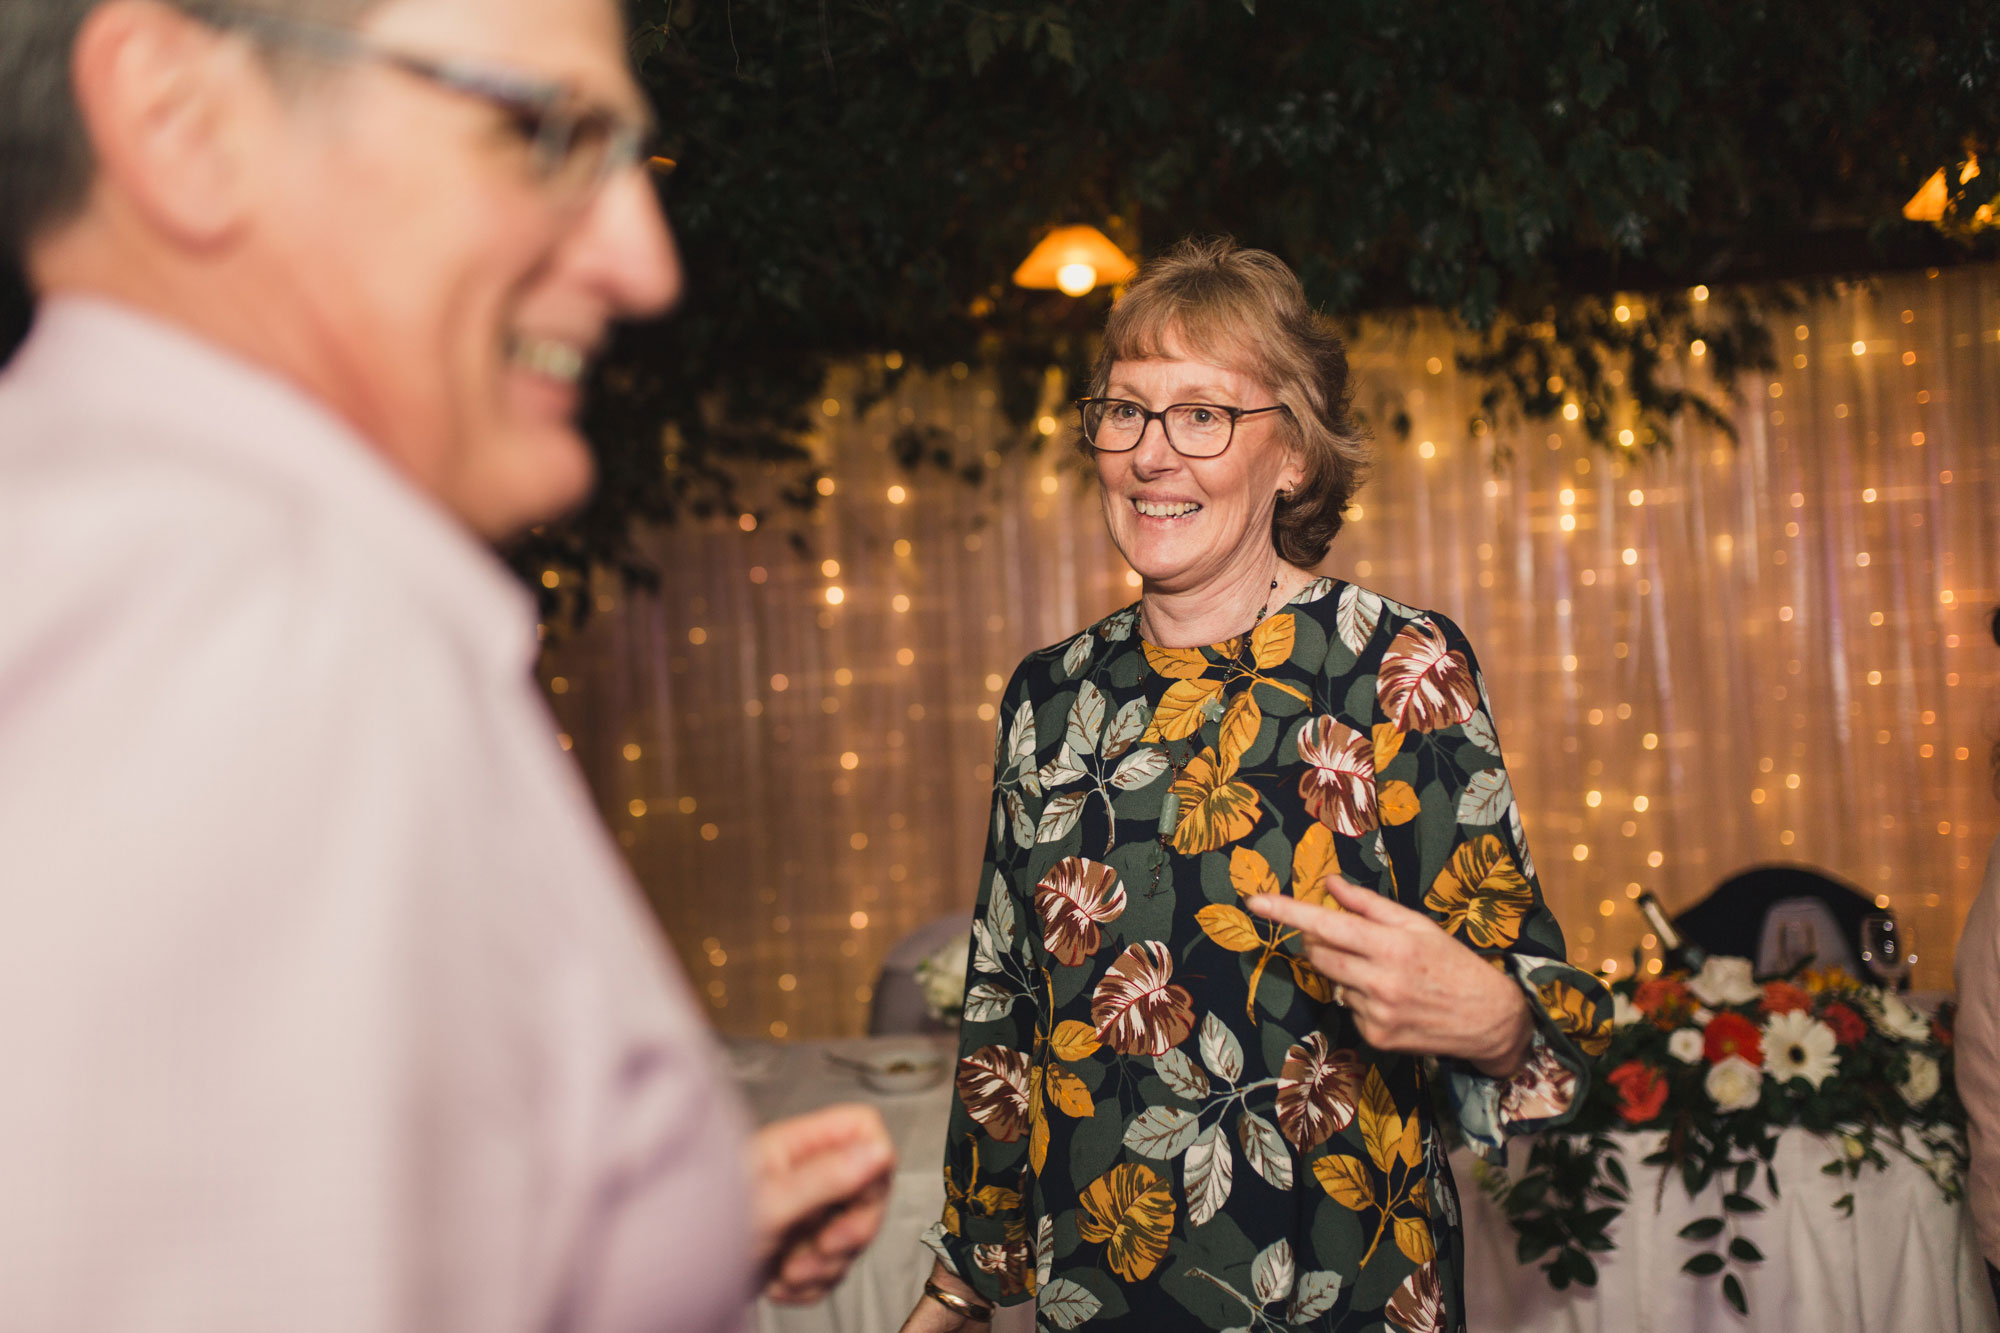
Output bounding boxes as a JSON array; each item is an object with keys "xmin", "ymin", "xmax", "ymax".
[
  {"xmin": 1371, "ymin": 612, "xmax": 1613, "ymax": 1158},
  {"xmin": 920, "ymin": 666, "xmax": 1043, "ymax": 1305}
]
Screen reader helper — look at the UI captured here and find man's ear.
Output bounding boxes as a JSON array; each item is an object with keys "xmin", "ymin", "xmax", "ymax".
[{"xmin": 69, "ymin": 0, "xmax": 264, "ymax": 248}]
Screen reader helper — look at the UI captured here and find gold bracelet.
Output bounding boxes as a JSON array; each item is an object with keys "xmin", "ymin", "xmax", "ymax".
[{"xmin": 923, "ymin": 1280, "xmax": 993, "ymax": 1323}]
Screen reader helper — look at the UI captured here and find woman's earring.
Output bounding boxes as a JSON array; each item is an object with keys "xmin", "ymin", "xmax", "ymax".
[{"xmin": 1277, "ymin": 487, "xmax": 1296, "ymax": 502}]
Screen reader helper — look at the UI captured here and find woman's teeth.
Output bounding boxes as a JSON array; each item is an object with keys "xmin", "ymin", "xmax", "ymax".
[
  {"xmin": 1135, "ymin": 499, "xmax": 1202, "ymax": 518},
  {"xmin": 509, "ymin": 337, "xmax": 587, "ymax": 385}
]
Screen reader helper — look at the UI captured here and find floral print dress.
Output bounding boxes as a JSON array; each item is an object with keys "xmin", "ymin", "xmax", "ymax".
[{"xmin": 922, "ymin": 578, "xmax": 1613, "ymax": 1332}]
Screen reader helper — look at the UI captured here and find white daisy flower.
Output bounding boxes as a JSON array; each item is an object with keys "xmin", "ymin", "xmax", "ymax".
[
  {"xmin": 1612, "ymin": 993, "xmax": 1645, "ymax": 1029},
  {"xmin": 1668, "ymin": 1028, "xmax": 1705, "ymax": 1064},
  {"xmin": 1761, "ymin": 1010, "xmax": 1840, "ymax": 1089}
]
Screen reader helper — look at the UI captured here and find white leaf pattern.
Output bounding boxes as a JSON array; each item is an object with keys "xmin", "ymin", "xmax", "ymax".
[
  {"xmin": 963, "ymin": 982, "xmax": 1016, "ymax": 1022},
  {"xmin": 1005, "ymin": 791, "xmax": 1033, "ymax": 848},
  {"xmin": 1335, "ymin": 584, "xmax": 1383, "ymax": 655},
  {"xmin": 1509, "ymin": 800, "xmax": 1536, "ymax": 879},
  {"xmin": 1035, "ymin": 1214, "xmax": 1055, "ymax": 1288},
  {"xmin": 1066, "ymin": 680, "xmax": 1106, "ymax": 756},
  {"xmin": 1252, "ymin": 1239, "xmax": 1295, "ymax": 1307},
  {"xmin": 1154, "ymin": 1047, "xmax": 1210, "ymax": 1100},
  {"xmin": 1184, "ymin": 1126, "xmax": 1234, "ymax": 1227},
  {"xmin": 1008, "ymin": 699, "xmax": 1036, "ymax": 763},
  {"xmin": 971, "ymin": 920, "xmax": 1002, "ymax": 975},
  {"xmin": 1110, "ymin": 747, "xmax": 1170, "ymax": 791},
  {"xmin": 1035, "ymin": 790, "xmax": 1089, "ymax": 843},
  {"xmin": 1237, "ymin": 1112, "xmax": 1294, "ymax": 1191},
  {"xmin": 1123, "ymin": 1106, "xmax": 1201, "ymax": 1159},
  {"xmin": 1289, "ymin": 1271, "xmax": 1346, "ymax": 1322},
  {"xmin": 986, "ymin": 870, "xmax": 1015, "ymax": 946},
  {"xmin": 1100, "ymin": 698, "xmax": 1149, "ymax": 760},
  {"xmin": 1199, "ymin": 1012, "xmax": 1244, "ymax": 1083},
  {"xmin": 1038, "ymin": 1278, "xmax": 1101, "ymax": 1329},
  {"xmin": 1459, "ymin": 707, "xmax": 1500, "ymax": 755},
  {"xmin": 1061, "ymin": 633, "xmax": 1092, "ymax": 678},
  {"xmin": 1038, "ymin": 745, "xmax": 1090, "ymax": 788},
  {"xmin": 1457, "ymin": 767, "xmax": 1513, "ymax": 826}
]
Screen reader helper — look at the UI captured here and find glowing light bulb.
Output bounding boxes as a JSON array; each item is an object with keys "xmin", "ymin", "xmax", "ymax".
[{"xmin": 1056, "ymin": 263, "xmax": 1098, "ymax": 297}]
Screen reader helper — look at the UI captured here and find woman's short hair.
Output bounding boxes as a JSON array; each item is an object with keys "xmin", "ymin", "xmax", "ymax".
[{"xmin": 1083, "ymin": 236, "xmax": 1368, "ymax": 567}]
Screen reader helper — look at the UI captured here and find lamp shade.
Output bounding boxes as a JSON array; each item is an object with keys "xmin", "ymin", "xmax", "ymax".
[
  {"xmin": 1012, "ymin": 226, "xmax": 1138, "ymax": 297},
  {"xmin": 1903, "ymin": 156, "xmax": 1981, "ymax": 223}
]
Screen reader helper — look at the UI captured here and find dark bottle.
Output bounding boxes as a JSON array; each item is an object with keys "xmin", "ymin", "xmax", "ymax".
[{"xmin": 1636, "ymin": 892, "xmax": 1708, "ymax": 973}]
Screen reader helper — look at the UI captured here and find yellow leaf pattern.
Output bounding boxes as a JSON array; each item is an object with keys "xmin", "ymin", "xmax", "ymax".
[
  {"xmin": 1291, "ymin": 823, "xmax": 1340, "ymax": 904},
  {"xmin": 1312, "ymin": 1153, "xmax": 1376, "ymax": 1211},
  {"xmin": 1044, "ymin": 1063, "xmax": 1095, "ymax": 1117},
  {"xmin": 1170, "ymin": 750, "xmax": 1262, "ymax": 855},
  {"xmin": 1077, "ymin": 1163, "xmax": 1177, "ymax": 1282},
  {"xmin": 1423, "ymin": 834, "xmax": 1534, "ymax": 949},
  {"xmin": 1229, "ymin": 846, "xmax": 1280, "ymax": 898},
  {"xmin": 1195, "ymin": 903, "xmax": 1263, "ymax": 953},
  {"xmin": 1372, "ymin": 721, "xmax": 1406, "ymax": 771},
  {"xmin": 1358, "ymin": 1066, "xmax": 1402, "ymax": 1172},
  {"xmin": 1216, "ymin": 689, "xmax": 1263, "ymax": 772},
  {"xmin": 1393, "ymin": 1214, "xmax": 1436, "ymax": 1264},
  {"xmin": 1379, "ymin": 779, "xmax": 1421, "ymax": 825},
  {"xmin": 1537, "ymin": 978, "xmax": 1613, "ymax": 1057},
  {"xmin": 1142, "ymin": 677, "xmax": 1225, "ymax": 742},
  {"xmin": 1049, "ymin": 1019, "xmax": 1102, "ymax": 1063},
  {"xmin": 1249, "ymin": 612, "xmax": 1296, "ymax": 669},
  {"xmin": 1142, "ymin": 642, "xmax": 1210, "ymax": 679}
]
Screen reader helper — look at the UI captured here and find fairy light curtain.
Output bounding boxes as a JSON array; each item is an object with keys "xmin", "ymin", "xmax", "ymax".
[{"xmin": 542, "ymin": 264, "xmax": 2000, "ymax": 1040}]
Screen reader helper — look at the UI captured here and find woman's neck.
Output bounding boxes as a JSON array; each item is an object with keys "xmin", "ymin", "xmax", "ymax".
[{"xmin": 1140, "ymin": 559, "xmax": 1315, "ymax": 648}]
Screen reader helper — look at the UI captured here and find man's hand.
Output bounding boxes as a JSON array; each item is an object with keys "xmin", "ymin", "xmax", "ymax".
[
  {"xmin": 1248, "ymin": 876, "xmax": 1532, "ymax": 1076},
  {"xmin": 750, "ymin": 1103, "xmax": 895, "ymax": 1304}
]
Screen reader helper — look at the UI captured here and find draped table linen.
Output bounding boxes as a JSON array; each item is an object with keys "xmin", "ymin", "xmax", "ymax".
[{"xmin": 737, "ymin": 1037, "xmax": 1994, "ymax": 1333}]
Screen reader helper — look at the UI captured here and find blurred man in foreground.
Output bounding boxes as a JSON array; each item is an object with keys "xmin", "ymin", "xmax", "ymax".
[{"xmin": 0, "ymin": 0, "xmax": 892, "ymax": 1327}]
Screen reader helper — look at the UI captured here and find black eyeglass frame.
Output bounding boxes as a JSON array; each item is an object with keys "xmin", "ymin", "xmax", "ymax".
[
  {"xmin": 1075, "ymin": 396, "xmax": 1292, "ymax": 459},
  {"xmin": 199, "ymin": 7, "xmax": 655, "ymax": 200}
]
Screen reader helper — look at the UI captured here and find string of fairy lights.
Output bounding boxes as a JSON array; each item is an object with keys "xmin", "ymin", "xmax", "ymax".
[{"xmin": 540, "ymin": 264, "xmax": 2000, "ymax": 1038}]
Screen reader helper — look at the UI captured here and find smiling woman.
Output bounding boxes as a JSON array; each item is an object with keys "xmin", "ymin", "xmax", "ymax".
[{"xmin": 904, "ymin": 239, "xmax": 1613, "ymax": 1333}]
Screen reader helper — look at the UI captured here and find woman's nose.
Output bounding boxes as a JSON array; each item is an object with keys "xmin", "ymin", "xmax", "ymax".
[{"xmin": 1128, "ymin": 418, "xmax": 1180, "ymax": 475}]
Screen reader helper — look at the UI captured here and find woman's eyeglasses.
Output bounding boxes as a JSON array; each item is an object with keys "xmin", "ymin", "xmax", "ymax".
[
  {"xmin": 1077, "ymin": 397, "xmax": 1290, "ymax": 459},
  {"xmin": 201, "ymin": 7, "xmax": 654, "ymax": 205}
]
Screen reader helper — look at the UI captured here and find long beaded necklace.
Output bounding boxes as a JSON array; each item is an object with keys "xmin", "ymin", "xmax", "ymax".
[{"xmin": 1146, "ymin": 573, "xmax": 1281, "ymax": 895}]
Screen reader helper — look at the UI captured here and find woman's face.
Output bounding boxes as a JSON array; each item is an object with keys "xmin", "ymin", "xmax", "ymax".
[{"xmin": 1094, "ymin": 345, "xmax": 1304, "ymax": 598}]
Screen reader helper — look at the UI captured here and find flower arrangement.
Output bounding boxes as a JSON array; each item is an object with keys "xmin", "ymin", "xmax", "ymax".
[
  {"xmin": 1480, "ymin": 954, "xmax": 1964, "ymax": 1316},
  {"xmin": 916, "ymin": 931, "xmax": 972, "ymax": 1026}
]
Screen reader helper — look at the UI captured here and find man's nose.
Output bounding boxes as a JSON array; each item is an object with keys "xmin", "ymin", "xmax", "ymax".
[{"xmin": 565, "ymin": 167, "xmax": 683, "ymax": 318}]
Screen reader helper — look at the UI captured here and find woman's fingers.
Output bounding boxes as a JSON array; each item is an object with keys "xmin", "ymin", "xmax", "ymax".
[{"xmin": 1321, "ymin": 874, "xmax": 1426, "ymax": 926}]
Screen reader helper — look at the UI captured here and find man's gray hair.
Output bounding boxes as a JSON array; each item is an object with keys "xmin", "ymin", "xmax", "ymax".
[{"xmin": 0, "ymin": 0, "xmax": 377, "ymax": 265}]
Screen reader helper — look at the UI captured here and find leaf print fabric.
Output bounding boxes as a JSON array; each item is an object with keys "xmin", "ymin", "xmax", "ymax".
[
  {"xmin": 1091, "ymin": 942, "xmax": 1197, "ymax": 1055},
  {"xmin": 1033, "ymin": 857, "xmax": 1125, "ymax": 965},
  {"xmin": 926, "ymin": 585, "xmax": 1611, "ymax": 1332},
  {"xmin": 1297, "ymin": 715, "xmax": 1378, "ymax": 835}
]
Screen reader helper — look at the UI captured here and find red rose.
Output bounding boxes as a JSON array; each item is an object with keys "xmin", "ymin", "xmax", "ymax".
[
  {"xmin": 1822, "ymin": 1001, "xmax": 1867, "ymax": 1047},
  {"xmin": 1760, "ymin": 981, "xmax": 1812, "ymax": 1015},
  {"xmin": 1606, "ymin": 1060, "xmax": 1670, "ymax": 1124},
  {"xmin": 1703, "ymin": 1011, "xmax": 1764, "ymax": 1066}
]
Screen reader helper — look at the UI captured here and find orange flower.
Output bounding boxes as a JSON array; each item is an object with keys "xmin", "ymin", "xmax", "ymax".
[
  {"xmin": 1703, "ymin": 1011, "xmax": 1764, "ymax": 1066},
  {"xmin": 1760, "ymin": 981, "xmax": 1812, "ymax": 1015},
  {"xmin": 1605, "ymin": 1060, "xmax": 1670, "ymax": 1124},
  {"xmin": 1634, "ymin": 976, "xmax": 1691, "ymax": 1019},
  {"xmin": 1822, "ymin": 1001, "xmax": 1867, "ymax": 1047}
]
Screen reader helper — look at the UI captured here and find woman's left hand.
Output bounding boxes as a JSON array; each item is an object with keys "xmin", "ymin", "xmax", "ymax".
[{"xmin": 1248, "ymin": 877, "xmax": 1533, "ymax": 1077}]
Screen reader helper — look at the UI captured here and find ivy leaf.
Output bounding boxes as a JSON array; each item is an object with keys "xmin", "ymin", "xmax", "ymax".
[
  {"xmin": 1677, "ymin": 1217, "xmax": 1725, "ymax": 1241},
  {"xmin": 1682, "ymin": 1253, "xmax": 1726, "ymax": 1276},
  {"xmin": 1728, "ymin": 1237, "xmax": 1765, "ymax": 1264},
  {"xmin": 1722, "ymin": 1273, "xmax": 1748, "ymax": 1316}
]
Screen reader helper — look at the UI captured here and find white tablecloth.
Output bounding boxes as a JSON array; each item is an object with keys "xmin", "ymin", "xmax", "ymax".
[
  {"xmin": 734, "ymin": 1037, "xmax": 1996, "ymax": 1332},
  {"xmin": 1458, "ymin": 1129, "xmax": 1998, "ymax": 1332}
]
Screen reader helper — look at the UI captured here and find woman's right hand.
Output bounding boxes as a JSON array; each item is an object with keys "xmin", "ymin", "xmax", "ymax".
[{"xmin": 896, "ymin": 1260, "xmax": 987, "ymax": 1333}]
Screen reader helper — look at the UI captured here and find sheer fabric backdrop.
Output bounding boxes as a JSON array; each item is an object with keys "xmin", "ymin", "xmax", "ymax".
[{"xmin": 542, "ymin": 265, "xmax": 2000, "ymax": 1039}]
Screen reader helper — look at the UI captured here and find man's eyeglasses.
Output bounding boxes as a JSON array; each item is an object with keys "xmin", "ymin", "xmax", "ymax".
[
  {"xmin": 202, "ymin": 7, "xmax": 655, "ymax": 204},
  {"xmin": 1077, "ymin": 397, "xmax": 1291, "ymax": 459}
]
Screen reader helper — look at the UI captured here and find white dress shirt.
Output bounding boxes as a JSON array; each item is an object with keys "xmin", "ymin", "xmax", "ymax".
[
  {"xmin": 1958, "ymin": 834, "xmax": 2000, "ymax": 1272},
  {"xmin": 0, "ymin": 298, "xmax": 753, "ymax": 1332}
]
